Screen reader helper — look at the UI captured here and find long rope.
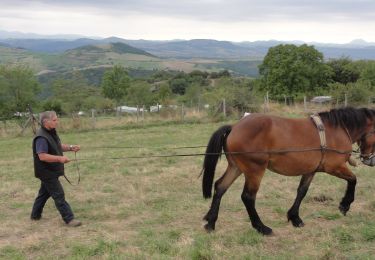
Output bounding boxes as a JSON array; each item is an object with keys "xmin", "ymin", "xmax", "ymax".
[
  {"xmin": 72, "ymin": 147, "xmax": 353, "ymax": 161},
  {"xmin": 65, "ymin": 146, "xmax": 355, "ymax": 186},
  {"xmin": 85, "ymin": 145, "xmax": 207, "ymax": 149},
  {"xmin": 64, "ymin": 151, "xmax": 80, "ymax": 185}
]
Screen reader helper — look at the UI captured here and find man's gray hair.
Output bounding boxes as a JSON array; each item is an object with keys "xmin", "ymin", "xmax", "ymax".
[{"xmin": 40, "ymin": 111, "xmax": 57, "ymax": 126}]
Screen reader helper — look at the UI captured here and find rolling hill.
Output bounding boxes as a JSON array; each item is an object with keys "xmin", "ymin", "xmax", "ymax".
[{"xmin": 0, "ymin": 41, "xmax": 261, "ymax": 77}]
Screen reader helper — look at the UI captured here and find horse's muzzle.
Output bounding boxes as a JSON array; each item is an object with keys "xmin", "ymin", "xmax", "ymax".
[{"xmin": 361, "ymin": 155, "xmax": 375, "ymax": 167}]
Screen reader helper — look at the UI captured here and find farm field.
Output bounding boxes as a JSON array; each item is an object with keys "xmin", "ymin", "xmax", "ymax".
[{"xmin": 0, "ymin": 119, "xmax": 375, "ymax": 259}]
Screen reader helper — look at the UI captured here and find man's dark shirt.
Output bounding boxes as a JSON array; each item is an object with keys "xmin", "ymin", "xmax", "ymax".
[{"xmin": 35, "ymin": 137, "xmax": 48, "ymax": 154}]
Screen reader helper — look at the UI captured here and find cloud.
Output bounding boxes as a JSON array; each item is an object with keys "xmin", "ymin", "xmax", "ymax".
[
  {"xmin": 0, "ymin": 0, "xmax": 374, "ymax": 43},
  {"xmin": 3, "ymin": 0, "xmax": 375, "ymax": 22}
]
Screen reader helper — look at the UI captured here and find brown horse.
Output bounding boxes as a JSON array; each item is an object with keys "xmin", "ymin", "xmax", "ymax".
[{"xmin": 201, "ymin": 107, "xmax": 375, "ymax": 235}]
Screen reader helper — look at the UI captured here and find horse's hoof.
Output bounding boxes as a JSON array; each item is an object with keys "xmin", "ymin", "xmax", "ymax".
[
  {"xmin": 288, "ymin": 216, "xmax": 305, "ymax": 227},
  {"xmin": 294, "ymin": 221, "xmax": 305, "ymax": 228},
  {"xmin": 291, "ymin": 220, "xmax": 305, "ymax": 227},
  {"xmin": 287, "ymin": 214, "xmax": 305, "ymax": 228},
  {"xmin": 339, "ymin": 204, "xmax": 349, "ymax": 216},
  {"xmin": 255, "ymin": 225, "xmax": 273, "ymax": 236},
  {"xmin": 204, "ymin": 223, "xmax": 215, "ymax": 233}
]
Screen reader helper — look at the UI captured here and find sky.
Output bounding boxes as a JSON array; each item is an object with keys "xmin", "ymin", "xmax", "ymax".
[{"xmin": 0, "ymin": 0, "xmax": 374, "ymax": 43}]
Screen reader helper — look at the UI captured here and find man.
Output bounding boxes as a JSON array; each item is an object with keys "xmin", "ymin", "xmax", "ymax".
[{"xmin": 31, "ymin": 111, "xmax": 81, "ymax": 227}]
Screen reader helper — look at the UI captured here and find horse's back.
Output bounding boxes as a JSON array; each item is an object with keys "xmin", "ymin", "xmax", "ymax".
[{"xmin": 229, "ymin": 114, "xmax": 317, "ymax": 148}]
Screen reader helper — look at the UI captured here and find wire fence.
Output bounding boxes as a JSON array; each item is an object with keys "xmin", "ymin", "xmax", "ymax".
[{"xmin": 1, "ymin": 96, "xmax": 375, "ymax": 138}]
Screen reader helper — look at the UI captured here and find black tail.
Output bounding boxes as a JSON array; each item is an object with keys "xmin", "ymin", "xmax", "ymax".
[{"xmin": 202, "ymin": 125, "xmax": 232, "ymax": 198}]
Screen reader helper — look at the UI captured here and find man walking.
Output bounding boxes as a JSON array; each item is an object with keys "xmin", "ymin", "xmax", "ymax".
[{"xmin": 31, "ymin": 111, "xmax": 81, "ymax": 227}]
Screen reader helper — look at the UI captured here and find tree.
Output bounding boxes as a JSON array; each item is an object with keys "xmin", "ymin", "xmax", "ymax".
[
  {"xmin": 329, "ymin": 81, "xmax": 373, "ymax": 105},
  {"xmin": 169, "ymin": 77, "xmax": 189, "ymax": 95},
  {"xmin": 156, "ymin": 83, "xmax": 173, "ymax": 104},
  {"xmin": 258, "ymin": 44, "xmax": 332, "ymax": 98},
  {"xmin": 101, "ymin": 65, "xmax": 130, "ymax": 104},
  {"xmin": 0, "ymin": 65, "xmax": 40, "ymax": 118},
  {"xmin": 327, "ymin": 57, "xmax": 360, "ymax": 85},
  {"xmin": 42, "ymin": 99, "xmax": 63, "ymax": 115},
  {"xmin": 357, "ymin": 60, "xmax": 375, "ymax": 87},
  {"xmin": 202, "ymin": 77, "xmax": 260, "ymax": 114},
  {"xmin": 126, "ymin": 81, "xmax": 155, "ymax": 107},
  {"xmin": 50, "ymin": 72, "xmax": 98, "ymax": 113}
]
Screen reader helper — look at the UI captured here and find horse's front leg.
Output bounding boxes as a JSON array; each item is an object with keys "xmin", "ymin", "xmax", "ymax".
[
  {"xmin": 203, "ymin": 165, "xmax": 241, "ymax": 232},
  {"xmin": 328, "ymin": 165, "xmax": 357, "ymax": 216},
  {"xmin": 287, "ymin": 172, "xmax": 315, "ymax": 227}
]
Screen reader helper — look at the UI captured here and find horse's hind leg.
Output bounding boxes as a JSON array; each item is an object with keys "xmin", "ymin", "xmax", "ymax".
[
  {"xmin": 241, "ymin": 168, "xmax": 272, "ymax": 235},
  {"xmin": 287, "ymin": 172, "xmax": 315, "ymax": 227},
  {"xmin": 203, "ymin": 164, "xmax": 241, "ymax": 232}
]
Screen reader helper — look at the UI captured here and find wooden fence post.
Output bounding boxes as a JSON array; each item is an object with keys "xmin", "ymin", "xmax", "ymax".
[
  {"xmin": 137, "ymin": 105, "xmax": 139, "ymax": 123},
  {"xmin": 181, "ymin": 104, "xmax": 185, "ymax": 121},
  {"xmin": 223, "ymin": 99, "xmax": 226, "ymax": 118},
  {"xmin": 344, "ymin": 93, "xmax": 348, "ymax": 107},
  {"xmin": 91, "ymin": 109, "xmax": 96, "ymax": 129},
  {"xmin": 142, "ymin": 105, "xmax": 145, "ymax": 121}
]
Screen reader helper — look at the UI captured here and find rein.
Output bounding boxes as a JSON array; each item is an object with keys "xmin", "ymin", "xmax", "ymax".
[{"xmin": 64, "ymin": 151, "xmax": 80, "ymax": 186}]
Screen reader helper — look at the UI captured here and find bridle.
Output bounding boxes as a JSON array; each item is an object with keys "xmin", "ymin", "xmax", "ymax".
[{"xmin": 358, "ymin": 129, "xmax": 375, "ymax": 160}]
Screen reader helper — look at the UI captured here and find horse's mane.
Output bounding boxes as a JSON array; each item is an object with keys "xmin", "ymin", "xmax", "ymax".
[{"xmin": 318, "ymin": 107, "xmax": 375, "ymax": 132}]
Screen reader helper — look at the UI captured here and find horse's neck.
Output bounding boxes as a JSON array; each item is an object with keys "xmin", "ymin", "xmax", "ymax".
[{"xmin": 348, "ymin": 128, "xmax": 365, "ymax": 143}]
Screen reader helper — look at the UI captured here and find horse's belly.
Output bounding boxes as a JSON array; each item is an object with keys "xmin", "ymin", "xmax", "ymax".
[{"xmin": 267, "ymin": 154, "xmax": 319, "ymax": 176}]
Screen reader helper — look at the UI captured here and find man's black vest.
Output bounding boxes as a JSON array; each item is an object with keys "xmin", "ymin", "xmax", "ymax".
[{"xmin": 32, "ymin": 127, "xmax": 64, "ymax": 180}]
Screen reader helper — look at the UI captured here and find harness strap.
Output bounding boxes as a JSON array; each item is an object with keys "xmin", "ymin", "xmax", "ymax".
[
  {"xmin": 310, "ymin": 114, "xmax": 327, "ymax": 172},
  {"xmin": 311, "ymin": 114, "xmax": 327, "ymax": 148}
]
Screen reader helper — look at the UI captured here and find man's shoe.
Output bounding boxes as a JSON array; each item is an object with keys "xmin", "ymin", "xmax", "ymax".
[
  {"xmin": 31, "ymin": 216, "xmax": 41, "ymax": 221},
  {"xmin": 66, "ymin": 219, "xmax": 82, "ymax": 227}
]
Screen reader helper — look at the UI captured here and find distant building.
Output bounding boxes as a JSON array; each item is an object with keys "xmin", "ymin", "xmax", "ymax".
[
  {"xmin": 150, "ymin": 104, "xmax": 162, "ymax": 112},
  {"xmin": 311, "ymin": 96, "xmax": 332, "ymax": 103},
  {"xmin": 116, "ymin": 106, "xmax": 145, "ymax": 113}
]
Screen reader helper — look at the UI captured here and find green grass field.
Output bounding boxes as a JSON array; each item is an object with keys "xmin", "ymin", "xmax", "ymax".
[{"xmin": 1, "ymin": 119, "xmax": 375, "ymax": 259}]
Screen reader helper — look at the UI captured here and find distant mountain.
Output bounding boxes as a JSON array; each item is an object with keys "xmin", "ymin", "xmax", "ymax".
[
  {"xmin": 0, "ymin": 38, "xmax": 102, "ymax": 53},
  {"xmin": 1, "ymin": 36, "xmax": 375, "ymax": 60},
  {"xmin": 235, "ymin": 40, "xmax": 375, "ymax": 60},
  {"xmin": 122, "ymin": 39, "xmax": 262, "ymax": 59},
  {"xmin": 0, "ymin": 42, "xmax": 10, "ymax": 47},
  {"xmin": 0, "ymin": 29, "xmax": 97, "ymax": 40},
  {"xmin": 66, "ymin": 42, "xmax": 155, "ymax": 57},
  {"xmin": 348, "ymin": 39, "xmax": 375, "ymax": 47}
]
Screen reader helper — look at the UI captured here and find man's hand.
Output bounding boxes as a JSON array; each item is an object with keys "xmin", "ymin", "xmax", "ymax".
[
  {"xmin": 70, "ymin": 145, "xmax": 80, "ymax": 152},
  {"xmin": 59, "ymin": 156, "xmax": 70, "ymax": 163},
  {"xmin": 39, "ymin": 153, "xmax": 71, "ymax": 163}
]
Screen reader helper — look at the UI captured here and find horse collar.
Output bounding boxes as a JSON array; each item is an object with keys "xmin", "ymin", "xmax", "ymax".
[{"xmin": 310, "ymin": 114, "xmax": 327, "ymax": 149}]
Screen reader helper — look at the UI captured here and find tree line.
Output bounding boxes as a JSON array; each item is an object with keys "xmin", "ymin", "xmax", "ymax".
[
  {"xmin": 258, "ymin": 44, "xmax": 375, "ymax": 104},
  {"xmin": 1, "ymin": 43, "xmax": 375, "ymax": 119}
]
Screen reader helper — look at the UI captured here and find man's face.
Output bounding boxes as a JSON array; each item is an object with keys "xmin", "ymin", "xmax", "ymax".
[{"xmin": 44, "ymin": 115, "xmax": 58, "ymax": 130}]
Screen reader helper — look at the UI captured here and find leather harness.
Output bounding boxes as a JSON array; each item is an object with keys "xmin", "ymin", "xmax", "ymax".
[{"xmin": 310, "ymin": 114, "xmax": 327, "ymax": 172}]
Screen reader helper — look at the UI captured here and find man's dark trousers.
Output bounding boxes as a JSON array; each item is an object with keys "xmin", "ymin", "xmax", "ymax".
[{"xmin": 31, "ymin": 177, "xmax": 74, "ymax": 223}]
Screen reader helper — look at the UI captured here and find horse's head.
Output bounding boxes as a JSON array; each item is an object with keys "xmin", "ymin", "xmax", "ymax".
[{"xmin": 359, "ymin": 115, "xmax": 375, "ymax": 166}]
